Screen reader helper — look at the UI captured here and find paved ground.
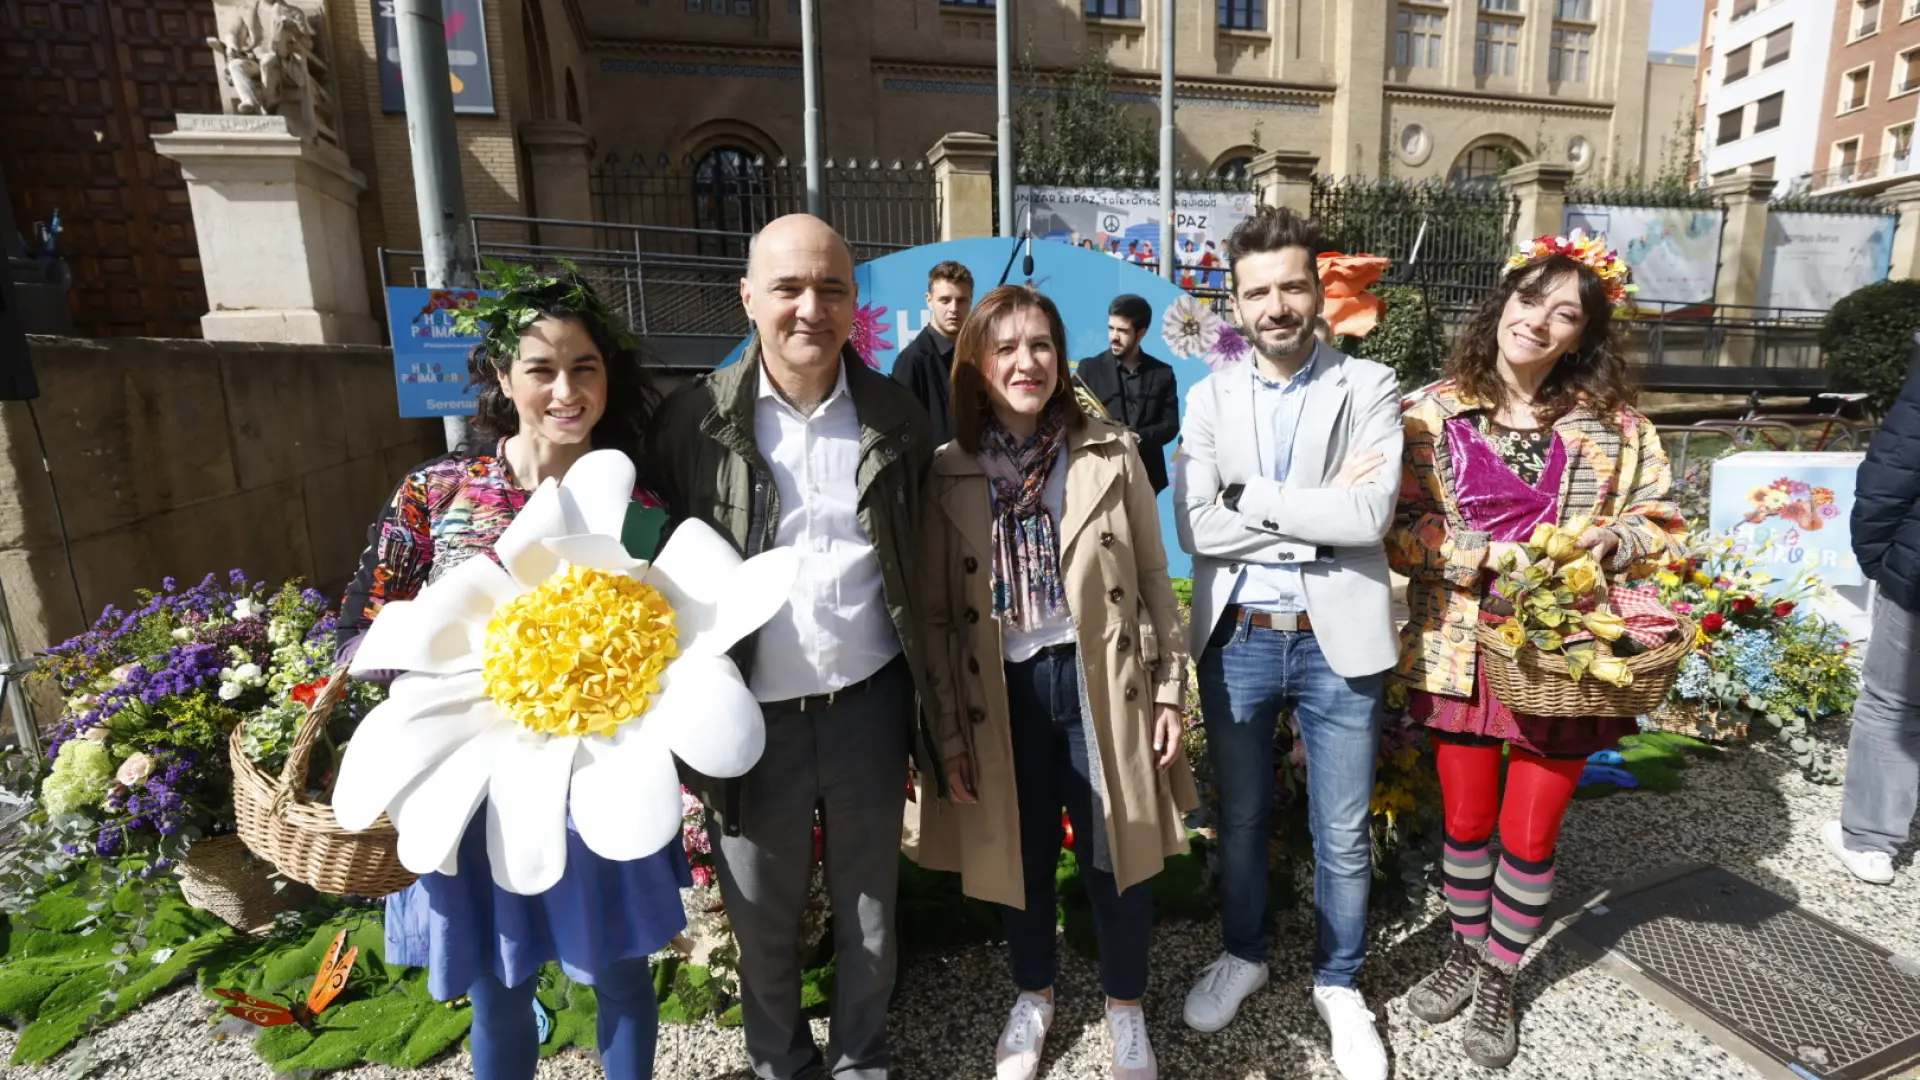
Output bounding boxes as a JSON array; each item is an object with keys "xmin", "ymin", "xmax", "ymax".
[{"xmin": 3, "ymin": 727, "xmax": 1913, "ymax": 1080}]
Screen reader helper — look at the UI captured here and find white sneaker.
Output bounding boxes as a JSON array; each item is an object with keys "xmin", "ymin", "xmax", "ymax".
[
  {"xmin": 1823, "ymin": 819, "xmax": 1895, "ymax": 884},
  {"xmin": 1182, "ymin": 951, "xmax": 1269, "ymax": 1033},
  {"xmin": 995, "ymin": 992, "xmax": 1054, "ymax": 1080},
  {"xmin": 1312, "ymin": 985, "xmax": 1389, "ymax": 1080},
  {"xmin": 1106, "ymin": 1001, "xmax": 1158, "ymax": 1080}
]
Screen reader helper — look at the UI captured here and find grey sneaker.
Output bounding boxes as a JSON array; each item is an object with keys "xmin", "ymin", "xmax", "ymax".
[
  {"xmin": 1464, "ymin": 957, "xmax": 1519, "ymax": 1070},
  {"xmin": 1408, "ymin": 934, "xmax": 1483, "ymax": 1024}
]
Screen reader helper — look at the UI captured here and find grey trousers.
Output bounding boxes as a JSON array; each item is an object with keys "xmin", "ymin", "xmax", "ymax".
[
  {"xmin": 710, "ymin": 658, "xmax": 912, "ymax": 1080},
  {"xmin": 1840, "ymin": 597, "xmax": 1920, "ymax": 856}
]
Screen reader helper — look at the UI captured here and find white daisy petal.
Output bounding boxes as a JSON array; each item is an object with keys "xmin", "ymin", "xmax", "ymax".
[
  {"xmin": 543, "ymin": 533, "xmax": 646, "ymax": 574},
  {"xmin": 494, "ymin": 482, "xmax": 579, "ymax": 590},
  {"xmin": 387, "ymin": 720, "xmax": 514, "ymax": 876},
  {"xmin": 331, "ymin": 673, "xmax": 493, "ymax": 831},
  {"xmin": 558, "ymin": 450, "xmax": 636, "ymax": 538},
  {"xmin": 348, "ymin": 556, "xmax": 517, "ymax": 677},
  {"xmin": 648, "ymin": 520, "xmax": 799, "ymax": 655},
  {"xmin": 647, "ymin": 654, "xmax": 766, "ymax": 778},
  {"xmin": 570, "ymin": 729, "xmax": 684, "ymax": 862},
  {"xmin": 484, "ymin": 731, "xmax": 579, "ymax": 894}
]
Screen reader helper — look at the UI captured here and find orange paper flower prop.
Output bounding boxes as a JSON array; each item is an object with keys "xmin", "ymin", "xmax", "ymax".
[{"xmin": 1316, "ymin": 253, "xmax": 1393, "ymax": 339}]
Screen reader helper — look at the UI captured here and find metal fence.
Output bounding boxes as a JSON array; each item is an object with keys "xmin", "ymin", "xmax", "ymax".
[
  {"xmin": 589, "ymin": 153, "xmax": 939, "ymax": 255},
  {"xmin": 1311, "ymin": 176, "xmax": 1520, "ymax": 308}
]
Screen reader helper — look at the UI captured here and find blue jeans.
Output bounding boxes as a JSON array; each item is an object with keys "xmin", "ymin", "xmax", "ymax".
[
  {"xmin": 1197, "ymin": 611, "xmax": 1383, "ymax": 986},
  {"xmin": 1001, "ymin": 643, "xmax": 1155, "ymax": 1001},
  {"xmin": 469, "ymin": 956, "xmax": 659, "ymax": 1080}
]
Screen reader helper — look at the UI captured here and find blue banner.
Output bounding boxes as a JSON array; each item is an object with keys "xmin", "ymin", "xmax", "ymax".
[
  {"xmin": 723, "ymin": 238, "xmax": 1258, "ymax": 577},
  {"xmin": 384, "ymin": 286, "xmax": 492, "ymax": 418}
]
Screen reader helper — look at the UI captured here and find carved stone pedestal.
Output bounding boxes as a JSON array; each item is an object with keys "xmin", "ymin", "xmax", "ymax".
[{"xmin": 154, "ymin": 114, "xmax": 378, "ymax": 344}]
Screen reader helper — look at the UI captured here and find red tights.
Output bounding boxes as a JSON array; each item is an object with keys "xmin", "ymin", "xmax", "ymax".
[{"xmin": 1433, "ymin": 737, "xmax": 1586, "ymax": 863}]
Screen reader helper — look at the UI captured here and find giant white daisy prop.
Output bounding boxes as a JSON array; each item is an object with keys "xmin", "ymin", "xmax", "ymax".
[{"xmin": 334, "ymin": 450, "xmax": 797, "ymax": 895}]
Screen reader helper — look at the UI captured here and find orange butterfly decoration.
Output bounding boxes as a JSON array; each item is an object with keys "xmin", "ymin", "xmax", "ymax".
[{"xmin": 212, "ymin": 929, "xmax": 359, "ymax": 1030}]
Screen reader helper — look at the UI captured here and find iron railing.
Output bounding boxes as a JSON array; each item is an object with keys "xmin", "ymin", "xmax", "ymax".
[
  {"xmin": 589, "ymin": 154, "xmax": 939, "ymax": 254},
  {"xmin": 1311, "ymin": 176, "xmax": 1520, "ymax": 309},
  {"xmin": 1802, "ymin": 151, "xmax": 1915, "ymax": 195}
]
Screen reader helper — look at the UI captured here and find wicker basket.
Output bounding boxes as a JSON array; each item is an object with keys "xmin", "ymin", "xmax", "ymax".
[
  {"xmin": 1647, "ymin": 699, "xmax": 1750, "ymax": 743},
  {"xmin": 176, "ymin": 833, "xmax": 309, "ymax": 934},
  {"xmin": 230, "ymin": 666, "xmax": 417, "ymax": 898},
  {"xmin": 1474, "ymin": 615, "xmax": 1696, "ymax": 718}
]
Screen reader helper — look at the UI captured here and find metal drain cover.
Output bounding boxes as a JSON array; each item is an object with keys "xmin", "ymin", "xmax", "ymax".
[{"xmin": 1568, "ymin": 864, "xmax": 1920, "ymax": 1080}]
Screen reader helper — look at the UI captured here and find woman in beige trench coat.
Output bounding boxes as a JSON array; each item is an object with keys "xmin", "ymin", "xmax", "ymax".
[{"xmin": 905, "ymin": 284, "xmax": 1198, "ymax": 1080}]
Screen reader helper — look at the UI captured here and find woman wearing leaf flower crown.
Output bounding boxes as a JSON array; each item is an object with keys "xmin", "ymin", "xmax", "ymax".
[
  {"xmin": 1386, "ymin": 233, "xmax": 1686, "ymax": 1069},
  {"xmin": 333, "ymin": 266, "xmax": 793, "ymax": 1080}
]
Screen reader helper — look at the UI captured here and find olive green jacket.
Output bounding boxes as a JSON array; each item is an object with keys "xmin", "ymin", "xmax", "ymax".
[{"xmin": 643, "ymin": 339, "xmax": 943, "ymax": 834}]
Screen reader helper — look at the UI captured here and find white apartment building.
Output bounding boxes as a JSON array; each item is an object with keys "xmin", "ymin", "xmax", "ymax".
[{"xmin": 1698, "ymin": 0, "xmax": 1839, "ymax": 184}]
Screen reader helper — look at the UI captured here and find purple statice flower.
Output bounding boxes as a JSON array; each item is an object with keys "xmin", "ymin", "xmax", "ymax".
[{"xmin": 94, "ymin": 826, "xmax": 124, "ymax": 858}]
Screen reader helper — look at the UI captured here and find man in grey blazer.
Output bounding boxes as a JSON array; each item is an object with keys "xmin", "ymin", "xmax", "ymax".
[{"xmin": 1172, "ymin": 206, "xmax": 1403, "ymax": 1080}]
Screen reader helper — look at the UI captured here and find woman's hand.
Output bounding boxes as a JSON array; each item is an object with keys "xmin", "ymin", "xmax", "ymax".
[
  {"xmin": 1152, "ymin": 705, "xmax": 1183, "ymax": 770},
  {"xmin": 1576, "ymin": 527, "xmax": 1621, "ymax": 561},
  {"xmin": 943, "ymin": 753, "xmax": 977, "ymax": 804},
  {"xmin": 1332, "ymin": 450, "xmax": 1387, "ymax": 489},
  {"xmin": 1486, "ymin": 541, "xmax": 1534, "ymax": 572}
]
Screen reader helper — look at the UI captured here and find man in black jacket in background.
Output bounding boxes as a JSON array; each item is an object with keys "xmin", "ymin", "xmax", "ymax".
[
  {"xmin": 1825, "ymin": 350, "xmax": 1920, "ymax": 886},
  {"xmin": 891, "ymin": 260, "xmax": 973, "ymax": 447},
  {"xmin": 1077, "ymin": 294, "xmax": 1180, "ymax": 493}
]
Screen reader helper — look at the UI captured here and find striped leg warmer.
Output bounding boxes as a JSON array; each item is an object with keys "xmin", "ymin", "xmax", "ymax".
[
  {"xmin": 1442, "ymin": 833, "xmax": 1494, "ymax": 940},
  {"xmin": 1488, "ymin": 850, "xmax": 1556, "ymax": 966}
]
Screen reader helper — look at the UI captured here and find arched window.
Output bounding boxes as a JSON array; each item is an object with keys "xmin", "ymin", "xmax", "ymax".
[
  {"xmin": 1448, "ymin": 143, "xmax": 1523, "ymax": 185},
  {"xmin": 564, "ymin": 69, "xmax": 582, "ymax": 125},
  {"xmin": 693, "ymin": 146, "xmax": 774, "ymax": 242}
]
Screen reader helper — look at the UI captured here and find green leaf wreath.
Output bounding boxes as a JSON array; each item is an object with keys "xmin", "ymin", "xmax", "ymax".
[{"xmin": 452, "ymin": 258, "xmax": 636, "ymax": 360}]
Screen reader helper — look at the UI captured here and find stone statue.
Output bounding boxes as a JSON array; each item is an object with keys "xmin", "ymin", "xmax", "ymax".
[{"xmin": 206, "ymin": 0, "xmax": 337, "ymax": 144}]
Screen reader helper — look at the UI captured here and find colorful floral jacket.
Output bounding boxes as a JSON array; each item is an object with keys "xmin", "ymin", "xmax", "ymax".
[{"xmin": 1385, "ymin": 382, "xmax": 1688, "ymax": 696}]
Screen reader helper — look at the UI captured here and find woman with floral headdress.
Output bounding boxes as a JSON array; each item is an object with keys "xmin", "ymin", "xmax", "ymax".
[
  {"xmin": 335, "ymin": 264, "xmax": 681, "ymax": 1080},
  {"xmin": 1385, "ymin": 233, "xmax": 1686, "ymax": 1069}
]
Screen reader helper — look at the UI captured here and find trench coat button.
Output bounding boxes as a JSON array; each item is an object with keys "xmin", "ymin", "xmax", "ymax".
[
  {"xmin": 1119, "ymin": 635, "xmax": 1132, "ymax": 651},
  {"xmin": 969, "ymin": 707, "xmax": 985, "ymax": 724},
  {"xmin": 964, "ymin": 556, "xmax": 978, "ymax": 573},
  {"xmin": 965, "ymin": 607, "xmax": 980, "ymax": 624},
  {"xmin": 1263, "ymin": 519, "xmax": 1278, "ymax": 531},
  {"xmin": 1100, "ymin": 531, "xmax": 1115, "ymax": 547},
  {"xmin": 1125, "ymin": 686, "xmax": 1139, "ymax": 701},
  {"xmin": 1277, "ymin": 551, "xmax": 1295, "ymax": 562},
  {"xmin": 1109, "ymin": 586, "xmax": 1125, "ymax": 604},
  {"xmin": 967, "ymin": 656, "xmax": 980, "ymax": 675}
]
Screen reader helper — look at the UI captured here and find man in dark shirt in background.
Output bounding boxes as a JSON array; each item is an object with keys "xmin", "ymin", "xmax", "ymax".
[
  {"xmin": 891, "ymin": 260, "xmax": 973, "ymax": 447},
  {"xmin": 1077, "ymin": 293, "xmax": 1180, "ymax": 493}
]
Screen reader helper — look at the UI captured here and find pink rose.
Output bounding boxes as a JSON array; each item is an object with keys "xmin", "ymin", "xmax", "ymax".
[{"xmin": 116, "ymin": 753, "xmax": 153, "ymax": 787}]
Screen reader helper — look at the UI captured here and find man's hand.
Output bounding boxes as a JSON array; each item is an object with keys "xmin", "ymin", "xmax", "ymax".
[
  {"xmin": 1332, "ymin": 450, "xmax": 1387, "ymax": 489},
  {"xmin": 943, "ymin": 753, "xmax": 977, "ymax": 804}
]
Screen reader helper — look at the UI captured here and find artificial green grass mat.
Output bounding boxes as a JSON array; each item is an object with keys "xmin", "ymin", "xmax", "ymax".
[
  {"xmin": 0, "ymin": 876, "xmax": 237, "ymax": 1065},
  {"xmin": 1574, "ymin": 731, "xmax": 1717, "ymax": 800}
]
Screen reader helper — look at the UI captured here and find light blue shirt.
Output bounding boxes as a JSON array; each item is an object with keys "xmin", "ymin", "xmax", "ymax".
[{"xmin": 1228, "ymin": 354, "xmax": 1317, "ymax": 614}]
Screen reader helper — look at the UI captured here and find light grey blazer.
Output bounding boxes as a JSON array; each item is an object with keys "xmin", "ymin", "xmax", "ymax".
[{"xmin": 1172, "ymin": 342, "xmax": 1405, "ymax": 678}]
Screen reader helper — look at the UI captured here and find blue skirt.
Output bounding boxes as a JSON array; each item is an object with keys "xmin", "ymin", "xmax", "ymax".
[{"xmin": 386, "ymin": 815, "xmax": 692, "ymax": 1001}]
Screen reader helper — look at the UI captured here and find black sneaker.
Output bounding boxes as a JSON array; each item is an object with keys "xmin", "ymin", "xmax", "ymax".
[
  {"xmin": 1463, "ymin": 957, "xmax": 1519, "ymax": 1070},
  {"xmin": 1407, "ymin": 934, "xmax": 1482, "ymax": 1024}
]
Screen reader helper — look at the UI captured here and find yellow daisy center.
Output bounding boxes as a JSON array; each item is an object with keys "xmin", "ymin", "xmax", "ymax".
[{"xmin": 480, "ymin": 566, "xmax": 679, "ymax": 738}]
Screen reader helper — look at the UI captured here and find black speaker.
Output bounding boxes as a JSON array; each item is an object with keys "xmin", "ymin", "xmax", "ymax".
[{"xmin": 0, "ymin": 168, "xmax": 43, "ymax": 402}]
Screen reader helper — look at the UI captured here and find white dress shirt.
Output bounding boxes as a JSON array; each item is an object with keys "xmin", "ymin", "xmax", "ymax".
[{"xmin": 749, "ymin": 362, "xmax": 901, "ymax": 701}]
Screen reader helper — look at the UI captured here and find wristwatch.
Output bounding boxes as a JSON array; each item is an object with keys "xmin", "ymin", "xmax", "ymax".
[{"xmin": 1222, "ymin": 483, "xmax": 1245, "ymax": 512}]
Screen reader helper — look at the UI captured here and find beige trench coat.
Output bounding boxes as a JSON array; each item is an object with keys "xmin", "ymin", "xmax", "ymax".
[{"xmin": 903, "ymin": 418, "xmax": 1199, "ymax": 909}]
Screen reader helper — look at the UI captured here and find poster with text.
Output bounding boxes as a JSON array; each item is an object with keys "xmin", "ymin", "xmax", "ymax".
[
  {"xmin": 375, "ymin": 0, "xmax": 496, "ymax": 114},
  {"xmin": 384, "ymin": 286, "xmax": 494, "ymax": 417},
  {"xmin": 1708, "ymin": 452, "xmax": 1865, "ymax": 589},
  {"xmin": 1756, "ymin": 212, "xmax": 1894, "ymax": 312},
  {"xmin": 1012, "ymin": 186, "xmax": 1256, "ymax": 290},
  {"xmin": 1562, "ymin": 204, "xmax": 1722, "ymax": 306}
]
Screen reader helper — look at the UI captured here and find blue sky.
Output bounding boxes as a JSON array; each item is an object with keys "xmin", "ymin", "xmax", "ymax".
[{"xmin": 1651, "ymin": 0, "xmax": 1707, "ymax": 51}]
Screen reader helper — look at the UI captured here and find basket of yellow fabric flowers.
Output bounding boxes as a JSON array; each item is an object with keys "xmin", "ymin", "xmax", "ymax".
[{"xmin": 1475, "ymin": 518, "xmax": 1693, "ymax": 718}]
